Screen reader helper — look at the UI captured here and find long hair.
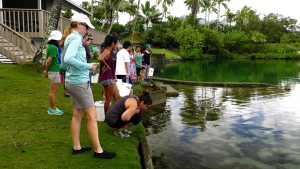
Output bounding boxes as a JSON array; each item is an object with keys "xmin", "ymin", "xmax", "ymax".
[
  {"xmin": 60, "ymin": 22, "xmax": 79, "ymax": 48},
  {"xmin": 103, "ymin": 34, "xmax": 118, "ymax": 49}
]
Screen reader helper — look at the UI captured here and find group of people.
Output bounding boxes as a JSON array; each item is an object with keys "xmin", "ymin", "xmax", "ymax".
[{"xmin": 43, "ymin": 13, "xmax": 153, "ymax": 159}]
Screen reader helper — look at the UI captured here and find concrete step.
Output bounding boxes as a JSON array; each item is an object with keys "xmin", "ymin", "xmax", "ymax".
[
  {"xmin": 0, "ymin": 54, "xmax": 14, "ymax": 64},
  {"xmin": 154, "ymin": 81, "xmax": 179, "ymax": 97}
]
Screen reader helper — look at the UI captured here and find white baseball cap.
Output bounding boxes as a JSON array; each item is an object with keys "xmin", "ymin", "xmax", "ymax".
[
  {"xmin": 48, "ymin": 30, "xmax": 62, "ymax": 41},
  {"xmin": 71, "ymin": 13, "xmax": 95, "ymax": 29}
]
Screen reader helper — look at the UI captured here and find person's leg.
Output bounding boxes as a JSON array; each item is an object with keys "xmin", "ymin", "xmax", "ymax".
[
  {"xmin": 104, "ymin": 85, "xmax": 113, "ymax": 113},
  {"xmin": 120, "ymin": 113, "xmax": 141, "ymax": 130},
  {"xmin": 83, "ymin": 106, "xmax": 103, "ymax": 153},
  {"xmin": 145, "ymin": 64, "xmax": 150, "ymax": 80},
  {"xmin": 117, "ymin": 123, "xmax": 131, "ymax": 132},
  {"xmin": 71, "ymin": 106, "xmax": 84, "ymax": 150},
  {"xmin": 111, "ymin": 84, "xmax": 121, "ymax": 102},
  {"xmin": 140, "ymin": 69, "xmax": 145, "ymax": 81},
  {"xmin": 49, "ymin": 83, "xmax": 59, "ymax": 109}
]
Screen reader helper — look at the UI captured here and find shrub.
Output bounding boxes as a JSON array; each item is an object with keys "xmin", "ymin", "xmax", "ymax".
[
  {"xmin": 199, "ymin": 27, "xmax": 224, "ymax": 54},
  {"xmin": 174, "ymin": 26, "xmax": 204, "ymax": 59}
]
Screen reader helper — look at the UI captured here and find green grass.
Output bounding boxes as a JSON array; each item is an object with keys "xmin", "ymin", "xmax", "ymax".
[
  {"xmin": 121, "ymin": 33, "xmax": 182, "ymax": 59},
  {"xmin": 0, "ymin": 63, "xmax": 145, "ymax": 169},
  {"xmin": 121, "ymin": 33, "xmax": 145, "ymax": 44},
  {"xmin": 151, "ymin": 48, "xmax": 181, "ymax": 59}
]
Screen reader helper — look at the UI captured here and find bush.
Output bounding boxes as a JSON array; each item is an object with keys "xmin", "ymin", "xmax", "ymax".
[
  {"xmin": 259, "ymin": 43, "xmax": 298, "ymax": 54},
  {"xmin": 199, "ymin": 27, "xmax": 224, "ymax": 54},
  {"xmin": 174, "ymin": 26, "xmax": 204, "ymax": 59},
  {"xmin": 142, "ymin": 23, "xmax": 176, "ymax": 48},
  {"xmin": 224, "ymin": 31, "xmax": 252, "ymax": 53}
]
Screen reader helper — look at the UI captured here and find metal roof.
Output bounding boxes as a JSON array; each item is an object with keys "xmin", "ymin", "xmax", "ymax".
[{"xmin": 63, "ymin": 0, "xmax": 92, "ymax": 16}]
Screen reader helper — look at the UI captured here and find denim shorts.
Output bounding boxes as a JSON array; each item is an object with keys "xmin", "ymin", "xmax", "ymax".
[{"xmin": 101, "ymin": 79, "xmax": 116, "ymax": 87}]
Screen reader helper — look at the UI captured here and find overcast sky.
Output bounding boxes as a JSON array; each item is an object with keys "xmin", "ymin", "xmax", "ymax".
[{"xmin": 75, "ymin": 0, "xmax": 300, "ymax": 24}]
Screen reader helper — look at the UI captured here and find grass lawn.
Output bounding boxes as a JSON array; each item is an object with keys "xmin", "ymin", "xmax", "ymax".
[
  {"xmin": 151, "ymin": 48, "xmax": 181, "ymax": 59},
  {"xmin": 0, "ymin": 63, "xmax": 145, "ymax": 169},
  {"xmin": 121, "ymin": 33, "xmax": 182, "ymax": 59}
]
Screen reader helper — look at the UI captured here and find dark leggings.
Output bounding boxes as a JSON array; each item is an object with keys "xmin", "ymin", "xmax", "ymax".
[{"xmin": 108, "ymin": 113, "xmax": 142, "ymax": 129}]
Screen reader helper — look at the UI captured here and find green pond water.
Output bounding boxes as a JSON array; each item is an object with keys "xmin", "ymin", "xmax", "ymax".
[{"xmin": 144, "ymin": 60, "xmax": 300, "ymax": 169}]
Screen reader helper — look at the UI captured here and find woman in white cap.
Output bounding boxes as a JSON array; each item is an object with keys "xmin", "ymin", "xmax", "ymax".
[
  {"xmin": 42, "ymin": 30, "xmax": 64, "ymax": 115},
  {"xmin": 62, "ymin": 13, "xmax": 116, "ymax": 159}
]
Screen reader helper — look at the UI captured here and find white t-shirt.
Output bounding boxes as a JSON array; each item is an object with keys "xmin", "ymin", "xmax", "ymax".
[{"xmin": 115, "ymin": 48, "xmax": 130, "ymax": 75}]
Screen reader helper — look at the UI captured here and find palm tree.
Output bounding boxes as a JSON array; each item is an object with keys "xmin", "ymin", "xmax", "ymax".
[
  {"xmin": 139, "ymin": 1, "xmax": 162, "ymax": 29},
  {"xmin": 201, "ymin": 0, "xmax": 217, "ymax": 24},
  {"xmin": 184, "ymin": 0, "xmax": 202, "ymax": 25},
  {"xmin": 33, "ymin": 0, "xmax": 62, "ymax": 65},
  {"xmin": 132, "ymin": 0, "xmax": 141, "ymax": 42},
  {"xmin": 126, "ymin": 0, "xmax": 137, "ymax": 21},
  {"xmin": 222, "ymin": 8, "xmax": 235, "ymax": 26},
  {"xmin": 215, "ymin": 0, "xmax": 230, "ymax": 22},
  {"xmin": 158, "ymin": 0, "xmax": 175, "ymax": 21}
]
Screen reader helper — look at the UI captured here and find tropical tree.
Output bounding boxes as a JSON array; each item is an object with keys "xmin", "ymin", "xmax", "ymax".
[
  {"xmin": 126, "ymin": 0, "xmax": 138, "ymax": 21},
  {"xmin": 81, "ymin": 1, "xmax": 92, "ymax": 12},
  {"xmin": 157, "ymin": 0, "xmax": 175, "ymax": 21},
  {"xmin": 201, "ymin": 0, "xmax": 217, "ymax": 25},
  {"xmin": 33, "ymin": 0, "xmax": 62, "ymax": 65},
  {"xmin": 132, "ymin": 0, "xmax": 141, "ymax": 42},
  {"xmin": 234, "ymin": 6, "xmax": 260, "ymax": 32},
  {"xmin": 61, "ymin": 7, "xmax": 73, "ymax": 19},
  {"xmin": 222, "ymin": 8, "xmax": 235, "ymax": 27},
  {"xmin": 214, "ymin": 0, "xmax": 230, "ymax": 22},
  {"xmin": 260, "ymin": 13, "xmax": 299, "ymax": 43},
  {"xmin": 184, "ymin": 0, "xmax": 201, "ymax": 26},
  {"xmin": 139, "ymin": 1, "xmax": 162, "ymax": 30}
]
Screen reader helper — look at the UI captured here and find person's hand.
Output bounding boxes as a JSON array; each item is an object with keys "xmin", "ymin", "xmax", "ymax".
[
  {"xmin": 89, "ymin": 63, "xmax": 97, "ymax": 72},
  {"xmin": 42, "ymin": 70, "xmax": 48, "ymax": 77}
]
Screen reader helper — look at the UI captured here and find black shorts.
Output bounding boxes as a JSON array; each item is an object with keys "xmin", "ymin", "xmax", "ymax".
[
  {"xmin": 107, "ymin": 113, "xmax": 142, "ymax": 129},
  {"xmin": 136, "ymin": 68, "xmax": 141, "ymax": 76},
  {"xmin": 116, "ymin": 75, "xmax": 126, "ymax": 82}
]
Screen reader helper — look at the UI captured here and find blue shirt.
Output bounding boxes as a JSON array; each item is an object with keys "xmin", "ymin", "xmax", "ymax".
[{"xmin": 62, "ymin": 31, "xmax": 92, "ymax": 84}]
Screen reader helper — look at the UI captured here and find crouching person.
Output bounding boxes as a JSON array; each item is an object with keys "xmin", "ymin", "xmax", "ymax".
[{"xmin": 105, "ymin": 91, "xmax": 152, "ymax": 137}]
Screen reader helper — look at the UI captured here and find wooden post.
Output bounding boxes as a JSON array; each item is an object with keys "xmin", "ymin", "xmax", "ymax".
[
  {"xmin": 0, "ymin": 0, "xmax": 3, "ymax": 24},
  {"xmin": 37, "ymin": 0, "xmax": 43, "ymax": 37}
]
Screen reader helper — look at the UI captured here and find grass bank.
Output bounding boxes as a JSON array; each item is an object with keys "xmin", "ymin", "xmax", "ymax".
[{"xmin": 0, "ymin": 63, "xmax": 145, "ymax": 169}]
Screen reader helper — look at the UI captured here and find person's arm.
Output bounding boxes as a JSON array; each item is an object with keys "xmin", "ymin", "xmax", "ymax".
[
  {"xmin": 125, "ymin": 53, "xmax": 131, "ymax": 78},
  {"xmin": 64, "ymin": 36, "xmax": 92, "ymax": 70},
  {"xmin": 98, "ymin": 49, "xmax": 111, "ymax": 70},
  {"xmin": 121, "ymin": 98, "xmax": 138, "ymax": 121},
  {"xmin": 42, "ymin": 57, "xmax": 53, "ymax": 77},
  {"xmin": 88, "ymin": 52, "xmax": 93, "ymax": 59}
]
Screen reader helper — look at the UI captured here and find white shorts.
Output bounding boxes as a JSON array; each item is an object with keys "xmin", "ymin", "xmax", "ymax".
[{"xmin": 48, "ymin": 71, "xmax": 60, "ymax": 84}]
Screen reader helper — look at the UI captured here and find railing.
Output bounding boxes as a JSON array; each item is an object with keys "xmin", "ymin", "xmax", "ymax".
[
  {"xmin": 0, "ymin": 8, "xmax": 106, "ymax": 45},
  {"xmin": 0, "ymin": 22, "xmax": 36, "ymax": 63}
]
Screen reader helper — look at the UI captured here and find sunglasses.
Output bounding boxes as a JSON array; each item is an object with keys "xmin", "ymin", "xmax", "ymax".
[{"xmin": 80, "ymin": 23, "xmax": 89, "ymax": 30}]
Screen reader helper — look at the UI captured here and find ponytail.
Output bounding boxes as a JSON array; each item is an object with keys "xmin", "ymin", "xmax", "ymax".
[
  {"xmin": 139, "ymin": 91, "xmax": 152, "ymax": 105},
  {"xmin": 60, "ymin": 22, "xmax": 79, "ymax": 48}
]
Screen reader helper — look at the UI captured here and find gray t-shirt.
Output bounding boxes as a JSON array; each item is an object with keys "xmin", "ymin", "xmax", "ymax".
[{"xmin": 105, "ymin": 95, "xmax": 137, "ymax": 125}]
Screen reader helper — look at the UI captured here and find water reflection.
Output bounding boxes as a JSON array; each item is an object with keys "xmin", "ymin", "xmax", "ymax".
[{"xmin": 145, "ymin": 84, "xmax": 300, "ymax": 169}]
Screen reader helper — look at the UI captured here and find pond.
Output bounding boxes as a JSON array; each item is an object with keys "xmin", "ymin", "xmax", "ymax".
[{"xmin": 144, "ymin": 60, "xmax": 300, "ymax": 169}]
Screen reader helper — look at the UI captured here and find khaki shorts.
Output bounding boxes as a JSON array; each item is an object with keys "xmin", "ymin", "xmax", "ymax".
[
  {"xmin": 48, "ymin": 71, "xmax": 60, "ymax": 84},
  {"xmin": 65, "ymin": 82, "xmax": 94, "ymax": 109}
]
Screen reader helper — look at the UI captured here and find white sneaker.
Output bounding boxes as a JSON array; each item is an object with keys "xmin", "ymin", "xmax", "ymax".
[
  {"xmin": 123, "ymin": 129, "xmax": 132, "ymax": 134},
  {"xmin": 113, "ymin": 130, "xmax": 130, "ymax": 138}
]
